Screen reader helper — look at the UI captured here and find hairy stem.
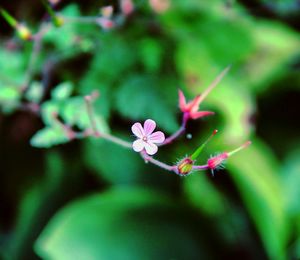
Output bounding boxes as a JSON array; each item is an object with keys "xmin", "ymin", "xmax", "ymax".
[
  {"xmin": 99, "ymin": 132, "xmax": 132, "ymax": 148},
  {"xmin": 192, "ymin": 164, "xmax": 209, "ymax": 170},
  {"xmin": 140, "ymin": 151, "xmax": 176, "ymax": 172}
]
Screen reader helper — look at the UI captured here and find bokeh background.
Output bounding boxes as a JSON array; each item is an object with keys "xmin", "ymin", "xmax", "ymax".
[{"xmin": 1, "ymin": 0, "xmax": 300, "ymax": 259}]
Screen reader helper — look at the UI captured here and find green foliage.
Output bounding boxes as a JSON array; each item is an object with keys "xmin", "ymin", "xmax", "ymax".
[
  {"xmin": 115, "ymin": 75, "xmax": 178, "ymax": 132},
  {"xmin": 83, "ymin": 138, "xmax": 145, "ymax": 184},
  {"xmin": 30, "ymin": 82, "xmax": 108, "ymax": 148},
  {"xmin": 25, "ymin": 81, "xmax": 44, "ymax": 103},
  {"xmin": 30, "ymin": 125, "xmax": 69, "ymax": 148},
  {"xmin": 228, "ymin": 139, "xmax": 288, "ymax": 260},
  {"xmin": 0, "ymin": 86, "xmax": 21, "ymax": 113},
  {"xmin": 1, "ymin": 0, "xmax": 300, "ymax": 259},
  {"xmin": 35, "ymin": 188, "xmax": 213, "ymax": 260}
]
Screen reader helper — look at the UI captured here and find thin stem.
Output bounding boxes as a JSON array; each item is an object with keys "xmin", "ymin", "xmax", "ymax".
[
  {"xmin": 159, "ymin": 113, "xmax": 188, "ymax": 146},
  {"xmin": 52, "ymin": 113, "xmax": 76, "ymax": 140},
  {"xmin": 84, "ymin": 95, "xmax": 100, "ymax": 137},
  {"xmin": 23, "ymin": 22, "xmax": 50, "ymax": 91},
  {"xmin": 197, "ymin": 66, "xmax": 230, "ymax": 104},
  {"xmin": 62, "ymin": 16, "xmax": 99, "ymax": 24},
  {"xmin": 84, "ymin": 94, "xmax": 132, "ymax": 148},
  {"xmin": 192, "ymin": 164, "xmax": 209, "ymax": 171},
  {"xmin": 100, "ymin": 132, "xmax": 132, "ymax": 148},
  {"xmin": 140, "ymin": 151, "xmax": 176, "ymax": 172}
]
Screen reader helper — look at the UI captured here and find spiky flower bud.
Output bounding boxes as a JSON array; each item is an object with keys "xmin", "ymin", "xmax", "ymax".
[{"xmin": 207, "ymin": 153, "xmax": 228, "ymax": 170}]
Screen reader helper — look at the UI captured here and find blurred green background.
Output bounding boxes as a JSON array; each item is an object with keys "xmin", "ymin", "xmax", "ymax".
[{"xmin": 1, "ymin": 0, "xmax": 300, "ymax": 259}]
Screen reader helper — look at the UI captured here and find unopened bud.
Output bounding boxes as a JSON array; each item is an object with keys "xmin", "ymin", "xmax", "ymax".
[
  {"xmin": 53, "ymin": 15, "xmax": 64, "ymax": 27},
  {"xmin": 177, "ymin": 157, "xmax": 194, "ymax": 176},
  {"xmin": 207, "ymin": 153, "xmax": 228, "ymax": 170},
  {"xmin": 16, "ymin": 24, "xmax": 32, "ymax": 40},
  {"xmin": 207, "ymin": 141, "xmax": 251, "ymax": 171}
]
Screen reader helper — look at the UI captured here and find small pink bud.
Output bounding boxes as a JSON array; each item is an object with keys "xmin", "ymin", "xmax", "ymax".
[
  {"xmin": 207, "ymin": 153, "xmax": 229, "ymax": 170},
  {"xmin": 207, "ymin": 140, "xmax": 251, "ymax": 172}
]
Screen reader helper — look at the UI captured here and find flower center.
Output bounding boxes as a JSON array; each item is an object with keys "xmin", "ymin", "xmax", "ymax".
[{"xmin": 142, "ymin": 136, "xmax": 148, "ymax": 142}]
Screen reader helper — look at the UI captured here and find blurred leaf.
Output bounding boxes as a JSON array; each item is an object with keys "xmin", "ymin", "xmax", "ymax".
[
  {"xmin": 281, "ymin": 148, "xmax": 300, "ymax": 216},
  {"xmin": 227, "ymin": 138, "xmax": 288, "ymax": 260},
  {"xmin": 40, "ymin": 95, "xmax": 109, "ymax": 133},
  {"xmin": 0, "ymin": 86, "xmax": 20, "ymax": 102},
  {"xmin": 25, "ymin": 81, "xmax": 44, "ymax": 103},
  {"xmin": 41, "ymin": 100, "xmax": 60, "ymax": 126},
  {"xmin": 0, "ymin": 86, "xmax": 21, "ymax": 113},
  {"xmin": 44, "ymin": 5, "xmax": 80, "ymax": 51},
  {"xmin": 138, "ymin": 38, "xmax": 163, "ymax": 73},
  {"xmin": 60, "ymin": 97, "xmax": 109, "ymax": 133},
  {"xmin": 83, "ymin": 137, "xmax": 145, "ymax": 184},
  {"xmin": 35, "ymin": 187, "xmax": 214, "ymax": 260},
  {"xmin": 0, "ymin": 46, "xmax": 26, "ymax": 85},
  {"xmin": 30, "ymin": 124, "xmax": 68, "ymax": 148},
  {"xmin": 280, "ymin": 148, "xmax": 300, "ymax": 259},
  {"xmin": 184, "ymin": 173, "xmax": 226, "ymax": 216},
  {"xmin": 8, "ymin": 152, "xmax": 67, "ymax": 259},
  {"xmin": 239, "ymin": 21, "xmax": 300, "ymax": 94},
  {"xmin": 115, "ymin": 75, "xmax": 178, "ymax": 133},
  {"xmin": 51, "ymin": 82, "xmax": 73, "ymax": 100}
]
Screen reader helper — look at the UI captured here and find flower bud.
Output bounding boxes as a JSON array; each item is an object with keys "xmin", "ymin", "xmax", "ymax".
[
  {"xmin": 207, "ymin": 141, "xmax": 251, "ymax": 172},
  {"xmin": 177, "ymin": 157, "xmax": 194, "ymax": 176},
  {"xmin": 207, "ymin": 153, "xmax": 228, "ymax": 170},
  {"xmin": 16, "ymin": 24, "xmax": 32, "ymax": 40}
]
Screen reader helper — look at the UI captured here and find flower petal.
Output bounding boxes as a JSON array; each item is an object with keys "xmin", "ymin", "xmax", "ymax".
[
  {"xmin": 144, "ymin": 142, "xmax": 158, "ymax": 155},
  {"xmin": 189, "ymin": 95, "xmax": 202, "ymax": 113},
  {"xmin": 148, "ymin": 131, "xmax": 165, "ymax": 144},
  {"xmin": 132, "ymin": 139, "xmax": 145, "ymax": 152},
  {"xmin": 178, "ymin": 89, "xmax": 187, "ymax": 112},
  {"xmin": 190, "ymin": 111, "xmax": 214, "ymax": 119},
  {"xmin": 131, "ymin": 122, "xmax": 144, "ymax": 138},
  {"xmin": 143, "ymin": 119, "xmax": 156, "ymax": 135}
]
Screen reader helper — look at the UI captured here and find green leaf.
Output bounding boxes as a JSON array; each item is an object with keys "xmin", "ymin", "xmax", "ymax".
[
  {"xmin": 0, "ymin": 86, "xmax": 21, "ymax": 112},
  {"xmin": 227, "ymin": 138, "xmax": 288, "ymax": 260},
  {"xmin": 40, "ymin": 100, "xmax": 61, "ymax": 126},
  {"xmin": 40, "ymin": 96, "xmax": 109, "ymax": 134},
  {"xmin": 35, "ymin": 188, "xmax": 214, "ymax": 260},
  {"xmin": 0, "ymin": 46, "xmax": 26, "ymax": 85},
  {"xmin": 83, "ymin": 137, "xmax": 145, "ymax": 184},
  {"xmin": 44, "ymin": 5, "xmax": 80, "ymax": 50},
  {"xmin": 60, "ymin": 97, "xmax": 109, "ymax": 133},
  {"xmin": 115, "ymin": 75, "xmax": 178, "ymax": 133},
  {"xmin": 30, "ymin": 124, "xmax": 68, "ymax": 148},
  {"xmin": 138, "ymin": 38, "xmax": 163, "ymax": 73},
  {"xmin": 25, "ymin": 81, "xmax": 44, "ymax": 103},
  {"xmin": 0, "ymin": 86, "xmax": 20, "ymax": 101},
  {"xmin": 51, "ymin": 82, "xmax": 73, "ymax": 100}
]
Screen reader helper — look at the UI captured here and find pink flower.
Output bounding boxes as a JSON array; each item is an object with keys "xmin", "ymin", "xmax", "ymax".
[
  {"xmin": 178, "ymin": 89, "xmax": 214, "ymax": 120},
  {"xmin": 179, "ymin": 66, "xmax": 230, "ymax": 120},
  {"xmin": 131, "ymin": 119, "xmax": 165, "ymax": 155}
]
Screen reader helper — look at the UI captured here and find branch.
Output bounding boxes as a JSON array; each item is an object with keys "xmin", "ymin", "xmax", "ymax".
[{"xmin": 140, "ymin": 151, "xmax": 176, "ymax": 172}]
